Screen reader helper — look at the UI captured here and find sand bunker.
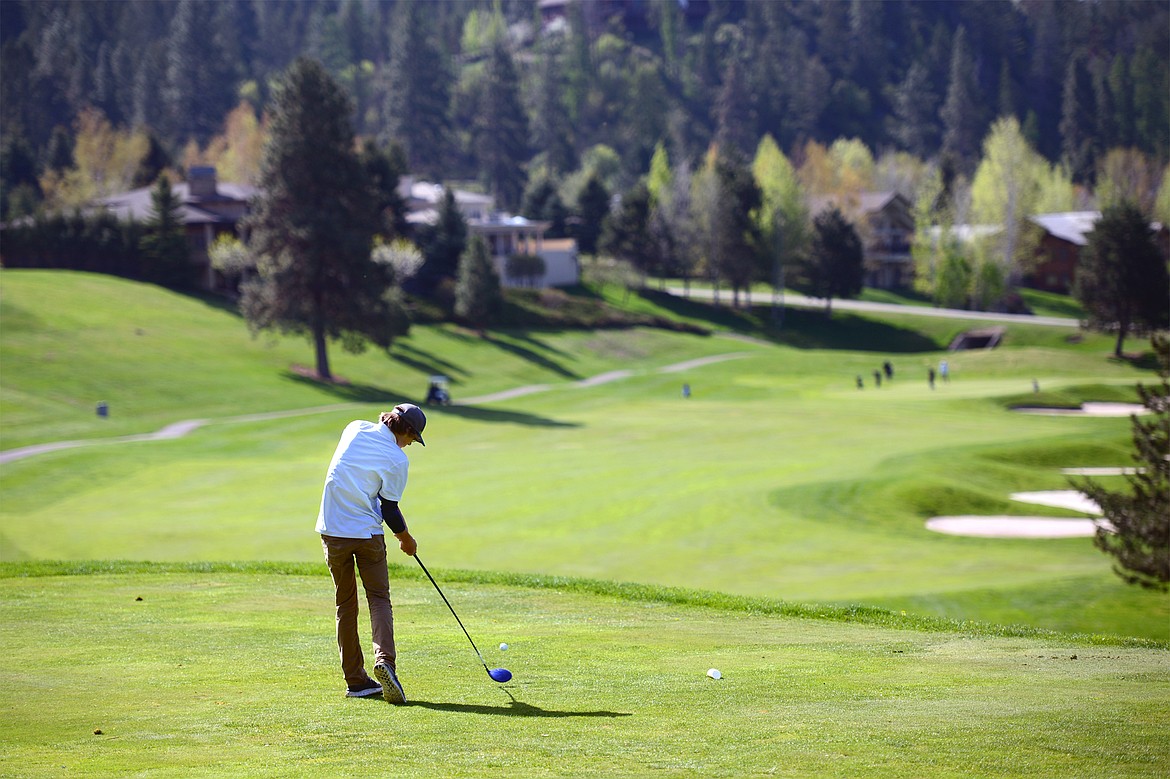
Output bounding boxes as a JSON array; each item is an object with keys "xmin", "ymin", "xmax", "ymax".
[
  {"xmin": 927, "ymin": 488, "xmax": 1113, "ymax": 538},
  {"xmin": 926, "ymin": 516, "xmax": 1108, "ymax": 538},
  {"xmin": 1014, "ymin": 402, "xmax": 1147, "ymax": 417}
]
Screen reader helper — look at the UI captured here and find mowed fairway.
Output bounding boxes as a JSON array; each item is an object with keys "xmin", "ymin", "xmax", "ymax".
[
  {"xmin": 1, "ymin": 566, "xmax": 1166, "ymax": 779},
  {"xmin": 2, "ymin": 271, "xmax": 1166, "ymax": 641},
  {"xmin": 2, "ymin": 270, "xmax": 1169, "ymax": 776}
]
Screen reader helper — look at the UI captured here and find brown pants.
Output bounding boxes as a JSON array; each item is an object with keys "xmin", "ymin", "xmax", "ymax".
[{"xmin": 321, "ymin": 534, "xmax": 396, "ymax": 687}]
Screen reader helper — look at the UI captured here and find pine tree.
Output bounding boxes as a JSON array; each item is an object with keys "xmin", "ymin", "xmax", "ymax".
[
  {"xmin": 940, "ymin": 27, "xmax": 984, "ymax": 176},
  {"xmin": 140, "ymin": 175, "xmax": 191, "ymax": 288},
  {"xmin": 1059, "ymin": 56, "xmax": 1098, "ymax": 186},
  {"xmin": 454, "ymin": 236, "xmax": 502, "ymax": 332},
  {"xmin": 600, "ymin": 180, "xmax": 655, "ymax": 281},
  {"xmin": 414, "ymin": 188, "xmax": 468, "ymax": 293},
  {"xmin": 889, "ymin": 62, "xmax": 938, "ymax": 158},
  {"xmin": 385, "ymin": 1, "xmax": 451, "ymax": 178},
  {"xmin": 474, "ymin": 39, "xmax": 529, "ymax": 212},
  {"xmin": 801, "ymin": 207, "xmax": 864, "ymax": 315},
  {"xmin": 713, "ymin": 57, "xmax": 755, "ymax": 161},
  {"xmin": 241, "ymin": 57, "xmax": 402, "ymax": 381},
  {"xmin": 576, "ymin": 174, "xmax": 610, "ymax": 256},
  {"xmin": 1075, "ymin": 201, "xmax": 1170, "ymax": 359},
  {"xmin": 1075, "ymin": 334, "xmax": 1170, "ymax": 591}
]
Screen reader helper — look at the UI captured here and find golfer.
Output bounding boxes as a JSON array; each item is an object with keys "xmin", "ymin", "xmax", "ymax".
[{"xmin": 316, "ymin": 403, "xmax": 427, "ymax": 704}]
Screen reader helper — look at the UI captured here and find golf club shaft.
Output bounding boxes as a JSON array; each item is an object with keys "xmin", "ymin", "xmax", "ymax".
[{"xmin": 413, "ymin": 554, "xmax": 489, "ymax": 671}]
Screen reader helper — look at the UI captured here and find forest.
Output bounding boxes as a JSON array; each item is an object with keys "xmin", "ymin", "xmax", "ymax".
[{"xmin": 1, "ymin": 0, "xmax": 1168, "ymax": 315}]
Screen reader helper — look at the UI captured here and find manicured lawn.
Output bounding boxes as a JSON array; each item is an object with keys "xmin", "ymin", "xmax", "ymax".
[
  {"xmin": 0, "ymin": 567, "xmax": 1165, "ymax": 778},
  {"xmin": 1, "ymin": 270, "xmax": 1166, "ymax": 644}
]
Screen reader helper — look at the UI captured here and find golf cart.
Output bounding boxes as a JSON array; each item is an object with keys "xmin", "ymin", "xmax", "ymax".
[{"xmin": 425, "ymin": 375, "xmax": 451, "ymax": 406}]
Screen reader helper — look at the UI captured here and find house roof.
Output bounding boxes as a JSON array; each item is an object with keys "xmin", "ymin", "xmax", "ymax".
[
  {"xmin": 1029, "ymin": 211, "xmax": 1101, "ymax": 246},
  {"xmin": 97, "ymin": 181, "xmax": 257, "ymax": 225},
  {"xmin": 407, "ymin": 181, "xmax": 494, "ymax": 209},
  {"xmin": 809, "ymin": 190, "xmax": 910, "ymax": 217}
]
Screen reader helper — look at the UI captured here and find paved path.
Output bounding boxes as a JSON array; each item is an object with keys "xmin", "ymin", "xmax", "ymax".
[
  {"xmin": 0, "ymin": 354, "xmax": 753, "ymax": 464},
  {"xmin": 666, "ymin": 287, "xmax": 1080, "ymax": 328}
]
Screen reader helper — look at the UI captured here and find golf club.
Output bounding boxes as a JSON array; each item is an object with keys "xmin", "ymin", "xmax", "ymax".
[{"xmin": 413, "ymin": 555, "xmax": 512, "ymax": 683}]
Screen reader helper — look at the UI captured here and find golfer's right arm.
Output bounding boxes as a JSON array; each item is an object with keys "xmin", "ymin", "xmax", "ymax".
[{"xmin": 381, "ymin": 497, "xmax": 417, "ymax": 555}]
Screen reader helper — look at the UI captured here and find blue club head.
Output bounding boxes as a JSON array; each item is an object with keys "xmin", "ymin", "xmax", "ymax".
[{"xmin": 489, "ymin": 667, "xmax": 512, "ymax": 683}]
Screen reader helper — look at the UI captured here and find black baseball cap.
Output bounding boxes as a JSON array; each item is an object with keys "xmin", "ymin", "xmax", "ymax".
[{"xmin": 395, "ymin": 403, "xmax": 427, "ymax": 446}]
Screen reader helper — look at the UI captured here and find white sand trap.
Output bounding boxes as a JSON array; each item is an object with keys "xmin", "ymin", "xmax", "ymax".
[
  {"xmin": 1014, "ymin": 402, "xmax": 1147, "ymax": 417},
  {"xmin": 1010, "ymin": 490, "xmax": 1102, "ymax": 515},
  {"xmin": 926, "ymin": 516, "xmax": 1107, "ymax": 538},
  {"xmin": 1061, "ymin": 466, "xmax": 1142, "ymax": 476}
]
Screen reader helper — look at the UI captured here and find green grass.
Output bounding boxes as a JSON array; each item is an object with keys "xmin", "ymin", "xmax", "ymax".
[
  {"xmin": 2, "ymin": 269, "xmax": 1166, "ymax": 642},
  {"xmin": 0, "ymin": 566, "xmax": 1166, "ymax": 778},
  {"xmin": 3, "ymin": 270, "xmax": 1168, "ymax": 776}
]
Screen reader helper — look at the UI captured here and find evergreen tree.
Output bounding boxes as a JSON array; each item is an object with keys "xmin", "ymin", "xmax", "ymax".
[
  {"xmin": 600, "ymin": 181, "xmax": 655, "ymax": 282},
  {"xmin": 0, "ymin": 134, "xmax": 42, "ymax": 220},
  {"xmin": 1059, "ymin": 55, "xmax": 1098, "ymax": 186},
  {"xmin": 474, "ymin": 39, "xmax": 529, "ymax": 212},
  {"xmin": 454, "ymin": 236, "xmax": 502, "ymax": 332},
  {"xmin": 576, "ymin": 174, "xmax": 610, "ymax": 256},
  {"xmin": 1108, "ymin": 54, "xmax": 1134, "ymax": 148},
  {"xmin": 713, "ymin": 57, "xmax": 754, "ymax": 161},
  {"xmin": 1130, "ymin": 46, "xmax": 1170, "ymax": 160},
  {"xmin": 385, "ymin": 1, "xmax": 451, "ymax": 178},
  {"xmin": 800, "ymin": 207, "xmax": 864, "ymax": 315},
  {"xmin": 940, "ymin": 27, "xmax": 984, "ymax": 176},
  {"xmin": 529, "ymin": 38, "xmax": 577, "ymax": 175},
  {"xmin": 414, "ymin": 188, "xmax": 469, "ymax": 293},
  {"xmin": 241, "ymin": 57, "xmax": 400, "ymax": 381},
  {"xmin": 140, "ymin": 176, "xmax": 190, "ymax": 288},
  {"xmin": 163, "ymin": 0, "xmax": 236, "ymax": 144},
  {"xmin": 1075, "ymin": 201, "xmax": 1170, "ymax": 359},
  {"xmin": 1075, "ymin": 334, "xmax": 1170, "ymax": 591},
  {"xmin": 359, "ymin": 140, "xmax": 409, "ymax": 240},
  {"xmin": 889, "ymin": 62, "xmax": 938, "ymax": 158},
  {"xmin": 520, "ymin": 176, "xmax": 567, "ymax": 238}
]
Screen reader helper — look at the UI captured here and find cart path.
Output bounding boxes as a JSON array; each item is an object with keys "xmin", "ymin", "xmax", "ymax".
[{"xmin": 0, "ymin": 353, "xmax": 752, "ymax": 464}]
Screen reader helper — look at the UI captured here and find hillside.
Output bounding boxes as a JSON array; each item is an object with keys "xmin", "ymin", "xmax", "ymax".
[{"xmin": 1, "ymin": 270, "xmax": 1166, "ymax": 644}]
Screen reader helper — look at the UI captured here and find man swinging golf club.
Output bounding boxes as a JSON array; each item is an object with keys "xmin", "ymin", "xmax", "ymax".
[{"xmin": 316, "ymin": 403, "xmax": 426, "ymax": 703}]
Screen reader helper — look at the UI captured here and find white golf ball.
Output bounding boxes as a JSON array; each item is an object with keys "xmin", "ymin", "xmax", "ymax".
[
  {"xmin": 707, "ymin": 668, "xmax": 722, "ymax": 680},
  {"xmin": 499, "ymin": 643, "xmax": 509, "ymax": 651}
]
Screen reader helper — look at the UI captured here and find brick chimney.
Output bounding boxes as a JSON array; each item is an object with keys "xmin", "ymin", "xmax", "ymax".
[{"xmin": 188, "ymin": 166, "xmax": 217, "ymax": 199}]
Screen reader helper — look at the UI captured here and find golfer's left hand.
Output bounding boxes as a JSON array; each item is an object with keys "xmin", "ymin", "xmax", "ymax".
[{"xmin": 395, "ymin": 530, "xmax": 417, "ymax": 556}]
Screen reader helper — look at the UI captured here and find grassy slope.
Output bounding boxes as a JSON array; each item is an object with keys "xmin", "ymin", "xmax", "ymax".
[
  {"xmin": 0, "ymin": 567, "xmax": 1165, "ymax": 779},
  {"xmin": 1, "ymin": 270, "xmax": 1166, "ymax": 643}
]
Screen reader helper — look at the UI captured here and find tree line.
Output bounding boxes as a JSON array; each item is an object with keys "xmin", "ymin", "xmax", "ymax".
[{"xmin": 3, "ymin": 0, "xmax": 1168, "ymax": 221}]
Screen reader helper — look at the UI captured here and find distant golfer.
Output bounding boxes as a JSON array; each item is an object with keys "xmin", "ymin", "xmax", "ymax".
[{"xmin": 316, "ymin": 403, "xmax": 427, "ymax": 704}]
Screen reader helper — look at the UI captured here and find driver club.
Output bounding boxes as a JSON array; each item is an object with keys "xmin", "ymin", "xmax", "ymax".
[{"xmin": 413, "ymin": 555, "xmax": 512, "ymax": 683}]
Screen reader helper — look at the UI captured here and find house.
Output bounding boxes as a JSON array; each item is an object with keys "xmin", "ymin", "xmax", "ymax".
[
  {"xmin": 96, "ymin": 166, "xmax": 256, "ymax": 292},
  {"xmin": 1025, "ymin": 211, "xmax": 1170, "ymax": 293},
  {"xmin": 1024, "ymin": 211, "xmax": 1099, "ymax": 293},
  {"xmin": 401, "ymin": 178, "xmax": 578, "ymax": 288},
  {"xmin": 94, "ymin": 169, "xmax": 577, "ymax": 292},
  {"xmin": 810, "ymin": 191, "xmax": 914, "ymax": 289}
]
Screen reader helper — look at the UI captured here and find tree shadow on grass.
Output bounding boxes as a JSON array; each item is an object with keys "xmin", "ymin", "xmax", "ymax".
[
  {"xmin": 281, "ymin": 371, "xmax": 406, "ymax": 404},
  {"xmin": 403, "ymin": 691, "xmax": 630, "ymax": 719},
  {"xmin": 391, "ymin": 342, "xmax": 468, "ymax": 381},
  {"xmin": 431, "ymin": 403, "xmax": 581, "ymax": 429},
  {"xmin": 637, "ymin": 290, "xmax": 944, "ymax": 353},
  {"xmin": 481, "ymin": 332, "xmax": 581, "ymax": 380}
]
